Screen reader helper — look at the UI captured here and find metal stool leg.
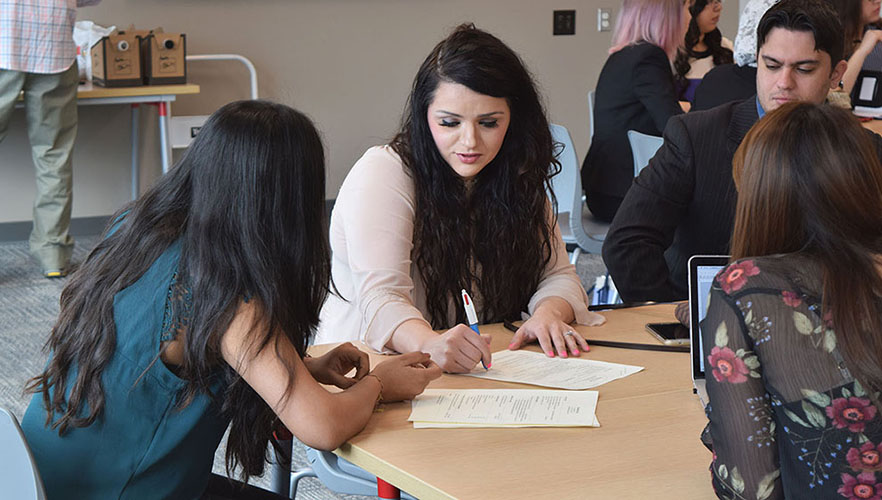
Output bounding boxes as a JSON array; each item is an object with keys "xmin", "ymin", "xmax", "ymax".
[
  {"xmin": 270, "ymin": 429, "xmax": 293, "ymax": 497},
  {"xmin": 570, "ymin": 246, "xmax": 582, "ymax": 266},
  {"xmin": 290, "ymin": 468, "xmax": 317, "ymax": 498},
  {"xmin": 130, "ymin": 104, "xmax": 140, "ymax": 200}
]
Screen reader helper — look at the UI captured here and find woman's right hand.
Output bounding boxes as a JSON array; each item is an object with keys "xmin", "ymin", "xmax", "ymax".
[
  {"xmin": 369, "ymin": 352, "xmax": 442, "ymax": 402},
  {"xmin": 420, "ymin": 324, "xmax": 492, "ymax": 373}
]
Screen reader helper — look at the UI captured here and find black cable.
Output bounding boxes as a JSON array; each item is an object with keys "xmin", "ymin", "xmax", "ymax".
[{"xmin": 588, "ymin": 301, "xmax": 658, "ymax": 311}]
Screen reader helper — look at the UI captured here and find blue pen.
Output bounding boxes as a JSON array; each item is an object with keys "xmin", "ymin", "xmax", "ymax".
[{"xmin": 461, "ymin": 289, "xmax": 489, "ymax": 370}]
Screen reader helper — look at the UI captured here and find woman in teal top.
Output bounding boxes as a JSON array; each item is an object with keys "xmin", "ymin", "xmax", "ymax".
[{"xmin": 21, "ymin": 100, "xmax": 441, "ymax": 499}]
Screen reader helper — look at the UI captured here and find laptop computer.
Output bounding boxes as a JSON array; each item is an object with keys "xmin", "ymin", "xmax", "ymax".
[{"xmin": 688, "ymin": 255, "xmax": 729, "ymax": 408}]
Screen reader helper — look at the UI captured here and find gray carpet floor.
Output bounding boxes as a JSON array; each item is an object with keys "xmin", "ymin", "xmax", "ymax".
[{"xmin": 0, "ymin": 235, "xmax": 605, "ymax": 498}]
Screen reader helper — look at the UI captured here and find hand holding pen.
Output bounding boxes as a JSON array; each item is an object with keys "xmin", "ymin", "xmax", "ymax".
[
  {"xmin": 461, "ymin": 289, "xmax": 489, "ymax": 370},
  {"xmin": 412, "ymin": 291, "xmax": 491, "ymax": 373}
]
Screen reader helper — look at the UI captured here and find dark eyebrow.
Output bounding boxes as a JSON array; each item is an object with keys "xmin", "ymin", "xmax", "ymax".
[
  {"xmin": 761, "ymin": 55, "xmax": 820, "ymax": 66},
  {"xmin": 434, "ymin": 110, "xmax": 506, "ymax": 118}
]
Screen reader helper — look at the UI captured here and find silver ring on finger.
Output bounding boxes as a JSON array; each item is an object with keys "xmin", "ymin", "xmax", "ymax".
[{"xmin": 564, "ymin": 330, "xmax": 577, "ymax": 337}]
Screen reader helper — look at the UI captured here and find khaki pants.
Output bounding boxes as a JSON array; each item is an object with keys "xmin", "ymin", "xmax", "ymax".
[{"xmin": 0, "ymin": 63, "xmax": 78, "ymax": 271}]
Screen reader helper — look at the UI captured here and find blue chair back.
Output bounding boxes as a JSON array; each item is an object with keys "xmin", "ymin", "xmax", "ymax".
[
  {"xmin": 0, "ymin": 408, "xmax": 46, "ymax": 500},
  {"xmin": 627, "ymin": 130, "xmax": 663, "ymax": 177},
  {"xmin": 548, "ymin": 123, "xmax": 608, "ymax": 259}
]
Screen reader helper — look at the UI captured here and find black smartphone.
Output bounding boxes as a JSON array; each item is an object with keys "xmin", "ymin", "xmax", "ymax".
[{"xmin": 645, "ymin": 322, "xmax": 690, "ymax": 346}]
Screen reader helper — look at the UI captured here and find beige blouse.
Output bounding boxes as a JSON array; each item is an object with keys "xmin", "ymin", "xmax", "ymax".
[
  {"xmin": 684, "ymin": 37, "xmax": 734, "ymax": 80},
  {"xmin": 315, "ymin": 145, "xmax": 601, "ymax": 352}
]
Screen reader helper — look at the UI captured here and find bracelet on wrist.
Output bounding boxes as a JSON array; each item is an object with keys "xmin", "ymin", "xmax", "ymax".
[{"xmin": 365, "ymin": 373, "xmax": 384, "ymax": 406}]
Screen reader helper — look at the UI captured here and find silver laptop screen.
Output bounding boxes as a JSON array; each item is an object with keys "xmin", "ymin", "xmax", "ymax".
[
  {"xmin": 695, "ymin": 264, "xmax": 724, "ymax": 373},
  {"xmin": 689, "ymin": 256, "xmax": 729, "ymax": 379}
]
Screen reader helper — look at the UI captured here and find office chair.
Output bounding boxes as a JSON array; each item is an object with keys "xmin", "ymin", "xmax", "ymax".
[
  {"xmin": 270, "ymin": 439, "xmax": 416, "ymax": 499},
  {"xmin": 626, "ymin": 130, "xmax": 664, "ymax": 177},
  {"xmin": 0, "ymin": 407, "xmax": 47, "ymax": 500},
  {"xmin": 548, "ymin": 123, "xmax": 609, "ymax": 264}
]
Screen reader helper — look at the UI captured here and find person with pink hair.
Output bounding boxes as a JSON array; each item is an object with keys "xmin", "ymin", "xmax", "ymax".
[{"xmin": 581, "ymin": 0, "xmax": 691, "ymax": 222}]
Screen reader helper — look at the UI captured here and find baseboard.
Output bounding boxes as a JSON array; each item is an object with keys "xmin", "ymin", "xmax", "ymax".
[
  {"xmin": 0, "ymin": 216, "xmax": 111, "ymax": 242},
  {"xmin": 0, "ymin": 200, "xmax": 337, "ymax": 242}
]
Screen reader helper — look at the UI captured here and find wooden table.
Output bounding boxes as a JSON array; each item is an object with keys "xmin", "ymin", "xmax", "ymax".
[
  {"xmin": 311, "ymin": 304, "xmax": 714, "ymax": 499},
  {"xmin": 863, "ymin": 117, "xmax": 882, "ymax": 136}
]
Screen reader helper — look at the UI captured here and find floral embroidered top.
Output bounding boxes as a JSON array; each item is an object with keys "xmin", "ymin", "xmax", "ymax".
[{"xmin": 703, "ymin": 254, "xmax": 882, "ymax": 500}]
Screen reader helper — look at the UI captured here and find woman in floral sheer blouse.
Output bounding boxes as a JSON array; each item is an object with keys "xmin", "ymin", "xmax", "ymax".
[{"xmin": 703, "ymin": 102, "xmax": 882, "ymax": 500}]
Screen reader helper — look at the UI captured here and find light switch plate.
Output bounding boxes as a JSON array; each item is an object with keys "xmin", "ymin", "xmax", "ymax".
[{"xmin": 597, "ymin": 8, "xmax": 612, "ymax": 32}]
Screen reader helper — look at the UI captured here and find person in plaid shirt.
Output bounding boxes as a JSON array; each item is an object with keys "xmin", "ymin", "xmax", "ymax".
[{"xmin": 0, "ymin": 0, "xmax": 101, "ymax": 277}]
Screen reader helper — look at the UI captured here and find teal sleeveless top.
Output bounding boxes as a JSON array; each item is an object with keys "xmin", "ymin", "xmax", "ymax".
[{"xmin": 22, "ymin": 241, "xmax": 230, "ymax": 499}]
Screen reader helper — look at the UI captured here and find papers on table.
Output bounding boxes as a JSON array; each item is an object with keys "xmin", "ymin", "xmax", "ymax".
[
  {"xmin": 460, "ymin": 349, "xmax": 643, "ymax": 390},
  {"xmin": 409, "ymin": 389, "xmax": 599, "ymax": 428}
]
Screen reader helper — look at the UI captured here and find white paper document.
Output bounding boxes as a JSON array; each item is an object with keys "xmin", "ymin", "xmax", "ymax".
[
  {"xmin": 459, "ymin": 349, "xmax": 643, "ymax": 389},
  {"xmin": 409, "ymin": 388, "xmax": 600, "ymax": 428}
]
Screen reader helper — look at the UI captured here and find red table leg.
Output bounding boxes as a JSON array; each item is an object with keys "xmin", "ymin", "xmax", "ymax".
[{"xmin": 377, "ymin": 477, "xmax": 400, "ymax": 499}]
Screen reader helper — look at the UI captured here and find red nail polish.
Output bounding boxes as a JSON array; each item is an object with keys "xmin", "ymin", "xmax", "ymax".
[
  {"xmin": 487, "ymin": 363, "xmax": 492, "ymax": 368},
  {"xmin": 573, "ymin": 350, "xmax": 580, "ymax": 355},
  {"xmin": 546, "ymin": 351, "xmax": 554, "ymax": 357},
  {"xmin": 561, "ymin": 352, "xmax": 568, "ymax": 358}
]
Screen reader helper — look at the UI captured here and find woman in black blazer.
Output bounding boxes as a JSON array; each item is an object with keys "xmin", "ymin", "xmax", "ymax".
[{"xmin": 582, "ymin": 0, "xmax": 690, "ymax": 222}]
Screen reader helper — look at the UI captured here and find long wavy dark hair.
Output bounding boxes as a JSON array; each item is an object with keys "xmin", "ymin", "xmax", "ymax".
[
  {"xmin": 731, "ymin": 102, "xmax": 882, "ymax": 408},
  {"xmin": 674, "ymin": 0, "xmax": 733, "ymax": 98},
  {"xmin": 25, "ymin": 100, "xmax": 330, "ymax": 480},
  {"xmin": 390, "ymin": 24, "xmax": 557, "ymax": 328}
]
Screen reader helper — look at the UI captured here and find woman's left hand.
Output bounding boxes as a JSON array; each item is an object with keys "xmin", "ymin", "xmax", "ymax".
[
  {"xmin": 507, "ymin": 300, "xmax": 589, "ymax": 358},
  {"xmin": 305, "ymin": 342, "xmax": 371, "ymax": 388}
]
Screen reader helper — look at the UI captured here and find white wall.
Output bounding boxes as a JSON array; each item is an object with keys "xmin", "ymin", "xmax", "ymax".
[{"xmin": 0, "ymin": 0, "xmax": 739, "ymax": 223}]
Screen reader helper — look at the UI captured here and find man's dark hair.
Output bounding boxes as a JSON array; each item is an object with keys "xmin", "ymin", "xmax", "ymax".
[{"xmin": 757, "ymin": 0, "xmax": 845, "ymax": 65}]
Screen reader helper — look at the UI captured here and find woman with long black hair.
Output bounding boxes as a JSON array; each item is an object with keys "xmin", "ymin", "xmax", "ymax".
[
  {"xmin": 21, "ymin": 100, "xmax": 440, "ymax": 499},
  {"xmin": 316, "ymin": 24, "xmax": 604, "ymax": 373},
  {"xmin": 674, "ymin": 0, "xmax": 734, "ymax": 102}
]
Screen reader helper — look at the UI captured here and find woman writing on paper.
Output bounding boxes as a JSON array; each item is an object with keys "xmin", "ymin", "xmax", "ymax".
[
  {"xmin": 21, "ymin": 101, "xmax": 441, "ymax": 499},
  {"xmin": 702, "ymin": 102, "xmax": 882, "ymax": 498},
  {"xmin": 315, "ymin": 24, "xmax": 604, "ymax": 373}
]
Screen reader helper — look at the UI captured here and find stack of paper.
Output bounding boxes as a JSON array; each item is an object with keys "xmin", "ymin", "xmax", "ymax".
[
  {"xmin": 408, "ymin": 389, "xmax": 600, "ymax": 428},
  {"xmin": 460, "ymin": 350, "xmax": 644, "ymax": 390}
]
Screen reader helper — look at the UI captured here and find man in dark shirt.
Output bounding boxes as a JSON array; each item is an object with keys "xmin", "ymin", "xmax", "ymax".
[{"xmin": 602, "ymin": 0, "xmax": 866, "ymax": 302}]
